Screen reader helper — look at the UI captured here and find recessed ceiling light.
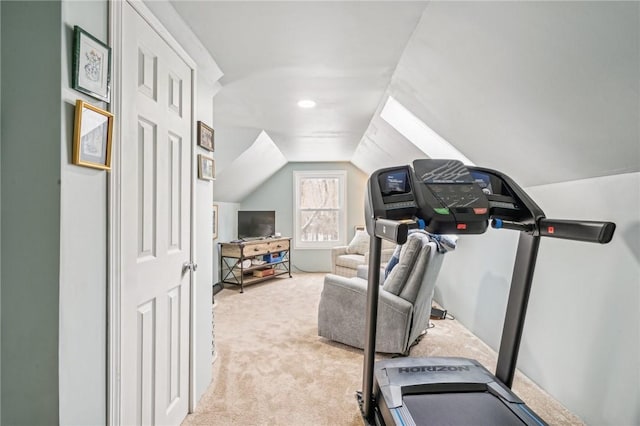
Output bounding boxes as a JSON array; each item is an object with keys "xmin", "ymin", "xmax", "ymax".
[{"xmin": 297, "ymin": 99, "xmax": 316, "ymax": 108}]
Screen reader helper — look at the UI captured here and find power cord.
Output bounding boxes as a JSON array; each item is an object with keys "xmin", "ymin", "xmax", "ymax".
[
  {"xmin": 430, "ymin": 307, "xmax": 447, "ymax": 320},
  {"xmin": 431, "ymin": 306, "xmax": 455, "ymax": 320}
]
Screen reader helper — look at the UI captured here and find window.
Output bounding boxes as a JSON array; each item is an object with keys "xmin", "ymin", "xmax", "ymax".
[{"xmin": 294, "ymin": 170, "xmax": 347, "ymax": 249}]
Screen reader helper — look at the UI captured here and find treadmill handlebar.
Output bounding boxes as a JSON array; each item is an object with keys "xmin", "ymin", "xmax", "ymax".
[
  {"xmin": 538, "ymin": 218, "xmax": 616, "ymax": 244},
  {"xmin": 491, "ymin": 218, "xmax": 534, "ymax": 233},
  {"xmin": 492, "ymin": 218, "xmax": 616, "ymax": 244},
  {"xmin": 373, "ymin": 218, "xmax": 418, "ymax": 245}
]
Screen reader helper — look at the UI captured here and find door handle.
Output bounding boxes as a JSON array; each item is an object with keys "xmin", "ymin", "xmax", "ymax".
[{"xmin": 183, "ymin": 262, "xmax": 198, "ymax": 273}]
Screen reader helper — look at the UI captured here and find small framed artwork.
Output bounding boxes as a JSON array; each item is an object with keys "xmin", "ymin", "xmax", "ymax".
[
  {"xmin": 197, "ymin": 121, "xmax": 214, "ymax": 151},
  {"xmin": 212, "ymin": 204, "xmax": 219, "ymax": 240},
  {"xmin": 73, "ymin": 100, "xmax": 114, "ymax": 170},
  {"xmin": 72, "ymin": 26, "xmax": 112, "ymax": 103},
  {"xmin": 198, "ymin": 155, "xmax": 215, "ymax": 180}
]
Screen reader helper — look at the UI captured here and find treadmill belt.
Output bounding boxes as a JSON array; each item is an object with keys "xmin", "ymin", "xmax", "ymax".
[{"xmin": 403, "ymin": 392, "xmax": 526, "ymax": 426}]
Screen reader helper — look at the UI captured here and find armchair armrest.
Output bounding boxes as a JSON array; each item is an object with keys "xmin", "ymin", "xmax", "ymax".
[{"xmin": 330, "ymin": 246, "xmax": 349, "ymax": 274}]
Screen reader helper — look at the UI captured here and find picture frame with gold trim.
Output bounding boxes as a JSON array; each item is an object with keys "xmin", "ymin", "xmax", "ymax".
[{"xmin": 73, "ymin": 99, "xmax": 114, "ymax": 170}]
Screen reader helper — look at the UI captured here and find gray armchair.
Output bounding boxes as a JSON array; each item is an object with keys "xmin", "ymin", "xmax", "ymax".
[{"xmin": 318, "ymin": 233, "xmax": 446, "ymax": 355}]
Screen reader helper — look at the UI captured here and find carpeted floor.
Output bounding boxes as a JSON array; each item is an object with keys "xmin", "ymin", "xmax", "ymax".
[{"xmin": 182, "ymin": 273, "xmax": 582, "ymax": 425}]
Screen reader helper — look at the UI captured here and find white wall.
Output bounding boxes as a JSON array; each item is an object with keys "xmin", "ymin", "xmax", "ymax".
[
  {"xmin": 58, "ymin": 2, "xmax": 109, "ymax": 424},
  {"xmin": 384, "ymin": 1, "xmax": 639, "ymax": 188},
  {"xmin": 212, "ymin": 201, "xmax": 241, "ymax": 287},
  {"xmin": 435, "ymin": 172, "xmax": 640, "ymax": 425},
  {"xmin": 239, "ymin": 162, "xmax": 367, "ymax": 272},
  {"xmin": 193, "ymin": 85, "xmax": 215, "ymax": 403}
]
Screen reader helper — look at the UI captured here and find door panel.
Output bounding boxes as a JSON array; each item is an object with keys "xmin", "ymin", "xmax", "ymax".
[
  {"xmin": 137, "ymin": 117, "xmax": 157, "ymax": 259},
  {"xmin": 168, "ymin": 133, "xmax": 183, "ymax": 252},
  {"xmin": 137, "ymin": 300, "xmax": 156, "ymax": 425},
  {"xmin": 122, "ymin": 3, "xmax": 192, "ymax": 425}
]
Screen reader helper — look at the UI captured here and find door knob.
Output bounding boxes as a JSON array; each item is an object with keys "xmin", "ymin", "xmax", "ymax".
[{"xmin": 183, "ymin": 262, "xmax": 198, "ymax": 273}]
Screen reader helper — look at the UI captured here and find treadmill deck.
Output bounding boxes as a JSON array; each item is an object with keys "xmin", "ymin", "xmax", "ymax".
[{"xmin": 372, "ymin": 357, "xmax": 546, "ymax": 426}]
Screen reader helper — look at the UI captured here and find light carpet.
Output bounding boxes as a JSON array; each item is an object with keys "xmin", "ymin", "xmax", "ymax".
[{"xmin": 182, "ymin": 273, "xmax": 582, "ymax": 425}]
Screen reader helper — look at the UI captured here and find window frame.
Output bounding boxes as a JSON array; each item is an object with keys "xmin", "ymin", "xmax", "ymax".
[{"xmin": 293, "ymin": 170, "xmax": 347, "ymax": 250}]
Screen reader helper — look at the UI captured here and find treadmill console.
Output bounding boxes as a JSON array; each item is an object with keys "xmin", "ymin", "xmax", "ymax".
[
  {"xmin": 412, "ymin": 159, "xmax": 489, "ymax": 234},
  {"xmin": 367, "ymin": 160, "xmax": 490, "ymax": 235},
  {"xmin": 367, "ymin": 165, "xmax": 419, "ymax": 222}
]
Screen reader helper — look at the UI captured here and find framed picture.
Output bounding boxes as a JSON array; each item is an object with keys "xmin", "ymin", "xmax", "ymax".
[
  {"xmin": 198, "ymin": 155, "xmax": 215, "ymax": 180},
  {"xmin": 73, "ymin": 100, "xmax": 114, "ymax": 170},
  {"xmin": 197, "ymin": 121, "xmax": 214, "ymax": 151},
  {"xmin": 72, "ymin": 26, "xmax": 112, "ymax": 103},
  {"xmin": 212, "ymin": 204, "xmax": 219, "ymax": 240}
]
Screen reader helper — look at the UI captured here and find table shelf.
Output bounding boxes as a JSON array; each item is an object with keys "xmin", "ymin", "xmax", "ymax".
[{"xmin": 218, "ymin": 237, "xmax": 292, "ymax": 293}]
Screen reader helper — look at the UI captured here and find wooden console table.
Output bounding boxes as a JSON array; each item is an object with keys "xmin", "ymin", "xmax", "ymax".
[{"xmin": 219, "ymin": 237, "xmax": 292, "ymax": 293}]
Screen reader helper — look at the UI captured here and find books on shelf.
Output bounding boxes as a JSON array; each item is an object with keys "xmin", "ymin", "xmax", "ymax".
[{"xmin": 252, "ymin": 268, "xmax": 275, "ymax": 278}]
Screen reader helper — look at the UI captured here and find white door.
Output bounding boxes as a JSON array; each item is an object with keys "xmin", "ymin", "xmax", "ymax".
[{"xmin": 121, "ymin": 3, "xmax": 192, "ymax": 425}]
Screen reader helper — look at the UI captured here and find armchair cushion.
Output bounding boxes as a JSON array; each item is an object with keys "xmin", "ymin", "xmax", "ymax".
[{"xmin": 345, "ymin": 230, "xmax": 370, "ymax": 255}]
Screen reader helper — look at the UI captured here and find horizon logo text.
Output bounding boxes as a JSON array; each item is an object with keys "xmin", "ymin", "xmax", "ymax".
[{"xmin": 397, "ymin": 365, "xmax": 472, "ymax": 373}]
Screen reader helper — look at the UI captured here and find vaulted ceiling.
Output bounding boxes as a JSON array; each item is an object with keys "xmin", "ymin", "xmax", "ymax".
[{"xmin": 169, "ymin": 1, "xmax": 639, "ymax": 203}]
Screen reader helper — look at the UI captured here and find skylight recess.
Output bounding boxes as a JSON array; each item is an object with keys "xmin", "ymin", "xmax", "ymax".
[
  {"xmin": 211, "ymin": 130, "xmax": 287, "ymax": 203},
  {"xmin": 380, "ymin": 96, "xmax": 474, "ymax": 165}
]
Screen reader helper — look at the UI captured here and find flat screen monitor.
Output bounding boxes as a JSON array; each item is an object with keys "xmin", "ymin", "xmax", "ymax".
[
  {"xmin": 377, "ymin": 167, "xmax": 415, "ymax": 205},
  {"xmin": 238, "ymin": 210, "xmax": 276, "ymax": 239},
  {"xmin": 380, "ymin": 169, "xmax": 411, "ymax": 196}
]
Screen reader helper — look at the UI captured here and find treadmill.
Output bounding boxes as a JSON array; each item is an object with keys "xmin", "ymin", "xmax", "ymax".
[{"xmin": 357, "ymin": 159, "xmax": 616, "ymax": 426}]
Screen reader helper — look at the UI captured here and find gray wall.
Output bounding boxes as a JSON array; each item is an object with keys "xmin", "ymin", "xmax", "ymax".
[
  {"xmin": 1, "ymin": 1, "xmax": 62, "ymax": 424},
  {"xmin": 434, "ymin": 172, "xmax": 640, "ymax": 425},
  {"xmin": 240, "ymin": 162, "xmax": 367, "ymax": 272},
  {"xmin": 0, "ymin": 5, "xmax": 3, "ymax": 420}
]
